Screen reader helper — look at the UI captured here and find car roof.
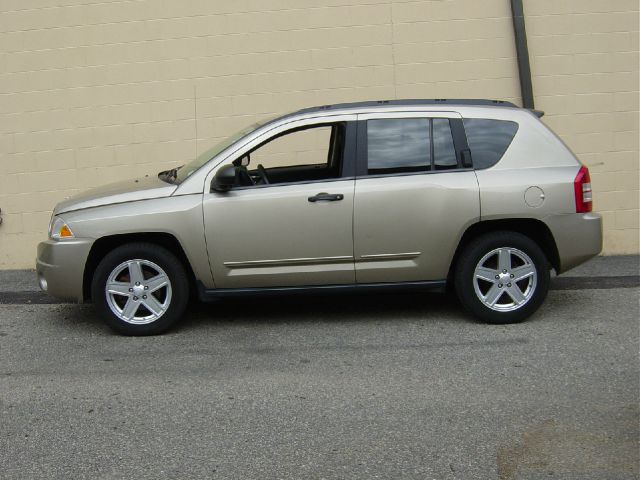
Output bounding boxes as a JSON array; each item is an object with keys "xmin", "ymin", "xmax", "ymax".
[{"xmin": 270, "ymin": 99, "xmax": 524, "ymax": 123}]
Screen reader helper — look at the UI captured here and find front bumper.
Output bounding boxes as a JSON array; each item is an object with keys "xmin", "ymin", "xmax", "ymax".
[
  {"xmin": 36, "ymin": 238, "xmax": 94, "ymax": 302},
  {"xmin": 545, "ymin": 212, "xmax": 603, "ymax": 274}
]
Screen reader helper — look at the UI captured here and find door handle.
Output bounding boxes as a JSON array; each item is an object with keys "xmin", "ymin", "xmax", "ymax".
[{"xmin": 308, "ymin": 192, "xmax": 344, "ymax": 202}]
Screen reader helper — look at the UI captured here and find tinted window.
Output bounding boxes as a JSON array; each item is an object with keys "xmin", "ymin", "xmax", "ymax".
[
  {"xmin": 463, "ymin": 119, "xmax": 518, "ymax": 169},
  {"xmin": 433, "ymin": 118, "xmax": 458, "ymax": 169},
  {"xmin": 367, "ymin": 119, "xmax": 431, "ymax": 174}
]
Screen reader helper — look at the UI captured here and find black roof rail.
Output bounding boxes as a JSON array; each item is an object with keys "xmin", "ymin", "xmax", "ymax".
[{"xmin": 293, "ymin": 99, "xmax": 518, "ymax": 116}]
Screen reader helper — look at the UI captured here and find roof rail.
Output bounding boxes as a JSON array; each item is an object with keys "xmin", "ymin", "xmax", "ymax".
[{"xmin": 294, "ymin": 99, "xmax": 518, "ymax": 115}]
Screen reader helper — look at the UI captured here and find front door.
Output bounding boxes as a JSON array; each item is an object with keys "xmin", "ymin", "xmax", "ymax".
[{"xmin": 203, "ymin": 120, "xmax": 357, "ymax": 289}]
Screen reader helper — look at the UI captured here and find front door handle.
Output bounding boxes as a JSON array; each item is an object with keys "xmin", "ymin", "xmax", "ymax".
[{"xmin": 308, "ymin": 192, "xmax": 344, "ymax": 203}]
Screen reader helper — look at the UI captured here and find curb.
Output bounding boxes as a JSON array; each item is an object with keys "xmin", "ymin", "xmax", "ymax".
[{"xmin": 1, "ymin": 275, "xmax": 638, "ymax": 305}]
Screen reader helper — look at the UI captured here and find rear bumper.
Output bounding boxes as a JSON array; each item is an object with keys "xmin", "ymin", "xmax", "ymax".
[
  {"xmin": 36, "ymin": 239, "xmax": 93, "ymax": 302},
  {"xmin": 545, "ymin": 212, "xmax": 603, "ymax": 274}
]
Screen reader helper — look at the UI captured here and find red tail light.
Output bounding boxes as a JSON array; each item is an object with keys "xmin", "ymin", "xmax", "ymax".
[{"xmin": 574, "ymin": 166, "xmax": 592, "ymax": 213}]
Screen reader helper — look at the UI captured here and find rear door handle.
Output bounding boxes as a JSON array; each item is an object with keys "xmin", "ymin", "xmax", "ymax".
[{"xmin": 308, "ymin": 192, "xmax": 344, "ymax": 202}]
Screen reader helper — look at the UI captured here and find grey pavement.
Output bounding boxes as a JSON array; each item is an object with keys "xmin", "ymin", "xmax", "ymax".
[
  {"xmin": 565, "ymin": 254, "xmax": 640, "ymax": 277},
  {"xmin": 0, "ymin": 289, "xmax": 638, "ymax": 479},
  {"xmin": 0, "ymin": 268, "xmax": 40, "ymax": 292},
  {"xmin": 0, "ymin": 259, "xmax": 639, "ymax": 479}
]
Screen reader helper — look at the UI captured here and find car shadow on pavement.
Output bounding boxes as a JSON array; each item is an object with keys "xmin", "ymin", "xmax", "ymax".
[
  {"xmin": 43, "ymin": 292, "xmax": 466, "ymax": 336},
  {"xmin": 177, "ymin": 290, "xmax": 469, "ymax": 331},
  {"xmin": 50, "ymin": 286, "xmax": 567, "ymax": 335}
]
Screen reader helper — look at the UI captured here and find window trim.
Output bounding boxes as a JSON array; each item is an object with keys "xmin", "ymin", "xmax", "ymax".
[
  {"xmin": 450, "ymin": 118, "xmax": 471, "ymax": 168},
  {"xmin": 229, "ymin": 175, "xmax": 357, "ymax": 191},
  {"xmin": 428, "ymin": 117, "xmax": 435, "ymax": 170},
  {"xmin": 356, "ymin": 168, "xmax": 475, "ymax": 181}
]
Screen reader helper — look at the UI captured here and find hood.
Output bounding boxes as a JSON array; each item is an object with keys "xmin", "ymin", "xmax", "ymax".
[{"xmin": 54, "ymin": 175, "xmax": 177, "ymax": 215}]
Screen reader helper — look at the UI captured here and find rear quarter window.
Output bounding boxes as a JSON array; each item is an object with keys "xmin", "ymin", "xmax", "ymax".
[{"xmin": 463, "ymin": 119, "xmax": 518, "ymax": 169}]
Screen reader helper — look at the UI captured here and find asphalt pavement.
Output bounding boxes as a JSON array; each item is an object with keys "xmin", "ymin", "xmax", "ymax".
[{"xmin": 0, "ymin": 257, "xmax": 638, "ymax": 479}]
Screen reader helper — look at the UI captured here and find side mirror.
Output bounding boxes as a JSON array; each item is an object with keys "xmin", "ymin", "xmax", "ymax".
[
  {"xmin": 232, "ymin": 154, "xmax": 250, "ymax": 167},
  {"xmin": 211, "ymin": 164, "xmax": 236, "ymax": 192}
]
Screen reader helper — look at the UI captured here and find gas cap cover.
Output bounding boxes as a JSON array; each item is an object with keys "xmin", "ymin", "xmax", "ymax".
[{"xmin": 525, "ymin": 186, "xmax": 545, "ymax": 207}]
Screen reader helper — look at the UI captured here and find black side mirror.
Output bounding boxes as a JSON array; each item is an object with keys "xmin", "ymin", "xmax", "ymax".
[
  {"xmin": 211, "ymin": 164, "xmax": 236, "ymax": 192},
  {"xmin": 233, "ymin": 154, "xmax": 250, "ymax": 167}
]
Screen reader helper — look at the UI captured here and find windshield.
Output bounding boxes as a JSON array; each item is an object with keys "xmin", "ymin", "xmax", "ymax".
[{"xmin": 174, "ymin": 119, "xmax": 272, "ymax": 183}]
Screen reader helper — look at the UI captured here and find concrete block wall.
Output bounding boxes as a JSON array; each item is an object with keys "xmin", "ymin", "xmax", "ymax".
[
  {"xmin": 0, "ymin": 0, "xmax": 637, "ymax": 268},
  {"xmin": 526, "ymin": 0, "xmax": 639, "ymax": 255}
]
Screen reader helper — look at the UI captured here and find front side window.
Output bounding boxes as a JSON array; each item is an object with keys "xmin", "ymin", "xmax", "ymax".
[
  {"xmin": 232, "ymin": 122, "xmax": 346, "ymax": 187},
  {"xmin": 366, "ymin": 117, "xmax": 460, "ymax": 175},
  {"xmin": 462, "ymin": 118, "xmax": 518, "ymax": 169}
]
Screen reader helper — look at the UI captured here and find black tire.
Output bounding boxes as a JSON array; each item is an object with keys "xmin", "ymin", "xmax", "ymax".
[
  {"xmin": 91, "ymin": 243, "xmax": 189, "ymax": 335},
  {"xmin": 454, "ymin": 231, "xmax": 550, "ymax": 324}
]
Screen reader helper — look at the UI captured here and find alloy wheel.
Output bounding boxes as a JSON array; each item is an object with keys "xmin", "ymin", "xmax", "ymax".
[
  {"xmin": 472, "ymin": 247, "xmax": 537, "ymax": 312},
  {"xmin": 104, "ymin": 259, "xmax": 172, "ymax": 325}
]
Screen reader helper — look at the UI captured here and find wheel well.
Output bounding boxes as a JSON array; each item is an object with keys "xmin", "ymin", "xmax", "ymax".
[
  {"xmin": 83, "ymin": 232, "xmax": 196, "ymax": 301},
  {"xmin": 447, "ymin": 219, "xmax": 560, "ymax": 285}
]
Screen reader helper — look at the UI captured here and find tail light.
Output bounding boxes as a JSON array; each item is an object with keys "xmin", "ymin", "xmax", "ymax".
[{"xmin": 574, "ymin": 166, "xmax": 592, "ymax": 213}]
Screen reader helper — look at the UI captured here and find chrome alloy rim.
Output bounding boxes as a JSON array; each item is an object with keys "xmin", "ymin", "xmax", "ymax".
[
  {"xmin": 473, "ymin": 247, "xmax": 537, "ymax": 312},
  {"xmin": 105, "ymin": 259, "xmax": 172, "ymax": 325}
]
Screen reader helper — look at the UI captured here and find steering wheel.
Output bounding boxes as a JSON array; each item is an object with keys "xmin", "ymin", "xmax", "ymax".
[{"xmin": 256, "ymin": 164, "xmax": 270, "ymax": 184}]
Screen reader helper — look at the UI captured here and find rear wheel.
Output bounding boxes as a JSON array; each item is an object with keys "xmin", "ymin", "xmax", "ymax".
[
  {"xmin": 455, "ymin": 231, "xmax": 550, "ymax": 324},
  {"xmin": 91, "ymin": 243, "xmax": 189, "ymax": 335}
]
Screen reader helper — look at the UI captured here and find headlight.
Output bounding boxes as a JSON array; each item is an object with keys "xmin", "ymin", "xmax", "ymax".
[{"xmin": 49, "ymin": 216, "xmax": 74, "ymax": 240}]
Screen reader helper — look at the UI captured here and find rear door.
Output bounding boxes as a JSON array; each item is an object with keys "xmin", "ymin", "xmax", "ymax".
[{"xmin": 353, "ymin": 111, "xmax": 480, "ymax": 283}]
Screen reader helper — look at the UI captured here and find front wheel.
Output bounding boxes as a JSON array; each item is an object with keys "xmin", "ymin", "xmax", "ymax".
[
  {"xmin": 454, "ymin": 232, "xmax": 550, "ymax": 324},
  {"xmin": 91, "ymin": 243, "xmax": 189, "ymax": 335}
]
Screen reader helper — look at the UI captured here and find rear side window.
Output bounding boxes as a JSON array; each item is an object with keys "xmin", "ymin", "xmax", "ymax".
[
  {"xmin": 367, "ymin": 118, "xmax": 431, "ymax": 174},
  {"xmin": 366, "ymin": 118, "xmax": 460, "ymax": 175},
  {"xmin": 463, "ymin": 119, "xmax": 518, "ymax": 169}
]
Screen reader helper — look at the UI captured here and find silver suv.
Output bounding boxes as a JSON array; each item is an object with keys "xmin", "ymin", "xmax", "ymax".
[{"xmin": 36, "ymin": 99, "xmax": 602, "ymax": 335}]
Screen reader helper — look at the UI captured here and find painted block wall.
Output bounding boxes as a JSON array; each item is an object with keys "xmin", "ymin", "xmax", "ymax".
[{"xmin": 0, "ymin": 0, "xmax": 637, "ymax": 268}]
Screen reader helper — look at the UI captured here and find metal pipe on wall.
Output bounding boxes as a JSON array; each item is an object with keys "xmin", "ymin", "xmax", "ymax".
[{"xmin": 510, "ymin": 0, "xmax": 535, "ymax": 109}]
